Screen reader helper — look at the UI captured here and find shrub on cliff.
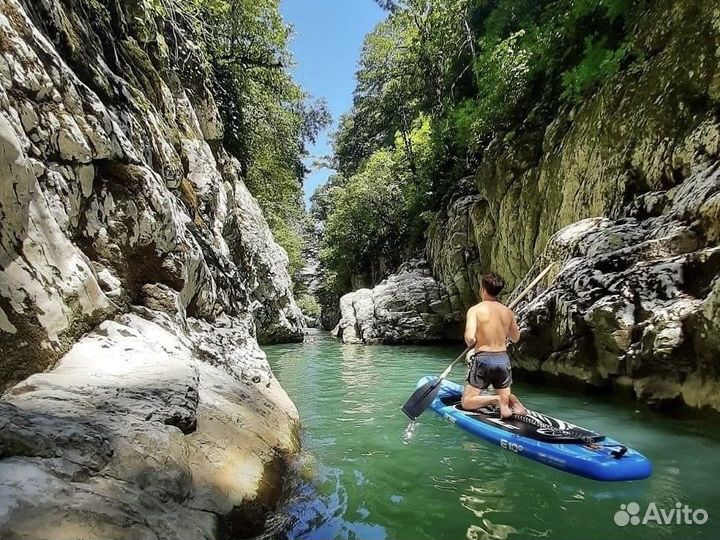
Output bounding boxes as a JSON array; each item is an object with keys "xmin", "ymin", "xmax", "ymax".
[
  {"xmin": 150, "ymin": 0, "xmax": 330, "ymax": 277},
  {"xmin": 317, "ymin": 0, "xmax": 644, "ymax": 299}
]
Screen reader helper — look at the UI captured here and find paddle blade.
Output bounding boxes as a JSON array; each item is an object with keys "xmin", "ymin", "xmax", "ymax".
[{"xmin": 402, "ymin": 378, "xmax": 442, "ymax": 420}]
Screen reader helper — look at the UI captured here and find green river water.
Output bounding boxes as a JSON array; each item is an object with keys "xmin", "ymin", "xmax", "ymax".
[{"xmin": 265, "ymin": 331, "xmax": 719, "ymax": 540}]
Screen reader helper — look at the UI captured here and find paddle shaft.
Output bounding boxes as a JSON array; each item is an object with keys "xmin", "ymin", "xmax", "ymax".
[{"xmin": 436, "ymin": 262, "xmax": 555, "ymax": 381}]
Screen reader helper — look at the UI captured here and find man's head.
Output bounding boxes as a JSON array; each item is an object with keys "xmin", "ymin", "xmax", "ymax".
[{"xmin": 480, "ymin": 272, "xmax": 504, "ymax": 299}]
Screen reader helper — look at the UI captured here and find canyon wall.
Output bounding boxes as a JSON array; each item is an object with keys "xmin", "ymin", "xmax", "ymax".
[
  {"xmin": 335, "ymin": 0, "xmax": 720, "ymax": 411},
  {"xmin": 0, "ymin": 0, "xmax": 304, "ymax": 536}
]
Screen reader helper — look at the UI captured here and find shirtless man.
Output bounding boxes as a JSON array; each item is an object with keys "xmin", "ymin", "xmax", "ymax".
[{"xmin": 461, "ymin": 272, "xmax": 527, "ymax": 419}]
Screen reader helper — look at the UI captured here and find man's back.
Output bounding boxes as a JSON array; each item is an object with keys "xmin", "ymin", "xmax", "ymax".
[{"xmin": 468, "ymin": 301, "xmax": 519, "ymax": 352}]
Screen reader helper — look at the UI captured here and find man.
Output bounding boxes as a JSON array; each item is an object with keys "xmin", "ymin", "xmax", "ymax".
[{"xmin": 461, "ymin": 272, "xmax": 527, "ymax": 419}]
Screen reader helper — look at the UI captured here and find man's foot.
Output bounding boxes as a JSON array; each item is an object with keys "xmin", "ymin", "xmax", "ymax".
[
  {"xmin": 510, "ymin": 395, "xmax": 527, "ymax": 416},
  {"xmin": 499, "ymin": 404, "xmax": 513, "ymax": 419},
  {"xmin": 512, "ymin": 404, "xmax": 528, "ymax": 416}
]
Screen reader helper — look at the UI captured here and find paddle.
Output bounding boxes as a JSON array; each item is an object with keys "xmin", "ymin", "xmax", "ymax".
[{"xmin": 401, "ymin": 262, "xmax": 555, "ymax": 420}]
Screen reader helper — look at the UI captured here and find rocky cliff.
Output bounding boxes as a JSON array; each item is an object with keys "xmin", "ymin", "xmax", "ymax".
[
  {"xmin": 0, "ymin": 0, "xmax": 303, "ymax": 537},
  {"xmin": 514, "ymin": 162, "xmax": 720, "ymax": 411},
  {"xmin": 334, "ymin": 0, "xmax": 720, "ymax": 411},
  {"xmin": 428, "ymin": 0, "xmax": 720, "ymax": 309}
]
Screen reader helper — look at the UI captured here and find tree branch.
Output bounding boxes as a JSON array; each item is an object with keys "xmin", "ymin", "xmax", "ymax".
[{"xmin": 219, "ymin": 54, "xmax": 284, "ymax": 69}]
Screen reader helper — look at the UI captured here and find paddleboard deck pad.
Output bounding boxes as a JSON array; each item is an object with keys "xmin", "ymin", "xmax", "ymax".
[
  {"xmin": 418, "ymin": 376, "xmax": 652, "ymax": 482},
  {"xmin": 439, "ymin": 395, "xmax": 606, "ymax": 444}
]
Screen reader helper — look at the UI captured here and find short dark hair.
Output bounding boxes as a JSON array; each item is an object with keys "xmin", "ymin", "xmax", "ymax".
[{"xmin": 481, "ymin": 272, "xmax": 505, "ymax": 297}]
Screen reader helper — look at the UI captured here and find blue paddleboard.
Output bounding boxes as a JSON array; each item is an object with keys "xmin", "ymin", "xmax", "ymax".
[{"xmin": 418, "ymin": 376, "xmax": 652, "ymax": 482}]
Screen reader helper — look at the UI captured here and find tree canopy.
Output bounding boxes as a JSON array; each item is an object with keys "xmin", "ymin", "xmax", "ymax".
[
  {"xmin": 317, "ymin": 0, "xmax": 643, "ymax": 299},
  {"xmin": 158, "ymin": 0, "xmax": 331, "ymax": 276}
]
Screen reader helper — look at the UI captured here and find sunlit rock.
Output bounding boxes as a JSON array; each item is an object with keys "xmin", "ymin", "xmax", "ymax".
[
  {"xmin": 0, "ymin": 0, "xmax": 303, "ymax": 537},
  {"xmin": 335, "ymin": 259, "xmax": 460, "ymax": 344}
]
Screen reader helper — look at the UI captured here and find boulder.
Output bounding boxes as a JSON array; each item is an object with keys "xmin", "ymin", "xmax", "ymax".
[
  {"xmin": 0, "ymin": 312, "xmax": 298, "ymax": 538},
  {"xmin": 335, "ymin": 259, "xmax": 461, "ymax": 344}
]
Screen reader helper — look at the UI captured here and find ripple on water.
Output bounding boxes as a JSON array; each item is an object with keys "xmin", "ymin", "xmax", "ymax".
[
  {"xmin": 353, "ymin": 469, "xmax": 368, "ymax": 486},
  {"xmin": 431, "ymin": 473, "xmax": 466, "ymax": 492},
  {"xmin": 266, "ymin": 335, "xmax": 720, "ymax": 540},
  {"xmin": 466, "ymin": 521, "xmax": 518, "ymax": 540},
  {"xmin": 401, "ymin": 421, "xmax": 418, "ymax": 444},
  {"xmin": 459, "ymin": 494, "xmax": 490, "ymax": 519}
]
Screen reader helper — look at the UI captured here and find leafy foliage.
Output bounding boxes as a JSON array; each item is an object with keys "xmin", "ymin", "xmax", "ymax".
[
  {"xmin": 158, "ymin": 0, "xmax": 330, "ymax": 276},
  {"xmin": 206, "ymin": 0, "xmax": 330, "ymax": 271},
  {"xmin": 561, "ymin": 38, "xmax": 630, "ymax": 102},
  {"xmin": 321, "ymin": 152, "xmax": 403, "ymax": 287},
  {"xmin": 318, "ymin": 0, "xmax": 644, "ymax": 301},
  {"xmin": 296, "ymin": 294, "xmax": 321, "ymax": 318}
]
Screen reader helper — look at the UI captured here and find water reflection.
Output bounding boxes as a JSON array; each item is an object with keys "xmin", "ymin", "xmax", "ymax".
[{"xmin": 466, "ymin": 521, "xmax": 518, "ymax": 540}]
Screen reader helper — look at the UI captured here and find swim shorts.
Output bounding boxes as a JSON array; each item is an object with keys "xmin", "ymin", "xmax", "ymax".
[{"xmin": 466, "ymin": 351, "xmax": 512, "ymax": 390}]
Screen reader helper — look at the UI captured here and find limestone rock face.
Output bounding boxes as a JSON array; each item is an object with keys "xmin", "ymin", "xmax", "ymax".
[
  {"xmin": 418, "ymin": 0, "xmax": 720, "ymax": 410},
  {"xmin": 513, "ymin": 164, "xmax": 720, "ymax": 411},
  {"xmin": 334, "ymin": 259, "xmax": 460, "ymax": 344},
  {"xmin": 221, "ymin": 155, "xmax": 305, "ymax": 344},
  {"xmin": 0, "ymin": 0, "xmax": 302, "ymax": 537},
  {"xmin": 0, "ymin": 0, "xmax": 303, "ymax": 388},
  {"xmin": 427, "ymin": 0, "xmax": 720, "ymax": 309}
]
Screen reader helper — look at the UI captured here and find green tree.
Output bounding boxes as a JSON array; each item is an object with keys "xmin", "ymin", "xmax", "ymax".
[
  {"xmin": 322, "ymin": 150, "xmax": 407, "ymax": 287},
  {"xmin": 193, "ymin": 0, "xmax": 331, "ymax": 276},
  {"xmin": 319, "ymin": 0, "xmax": 643, "ymax": 305}
]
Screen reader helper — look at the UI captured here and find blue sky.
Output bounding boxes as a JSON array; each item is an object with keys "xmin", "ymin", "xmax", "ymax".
[{"xmin": 280, "ymin": 0, "xmax": 385, "ymax": 207}]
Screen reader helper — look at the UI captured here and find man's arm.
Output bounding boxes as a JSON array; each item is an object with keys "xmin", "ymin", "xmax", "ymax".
[
  {"xmin": 464, "ymin": 307, "xmax": 477, "ymax": 348},
  {"xmin": 508, "ymin": 310, "xmax": 520, "ymax": 343}
]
